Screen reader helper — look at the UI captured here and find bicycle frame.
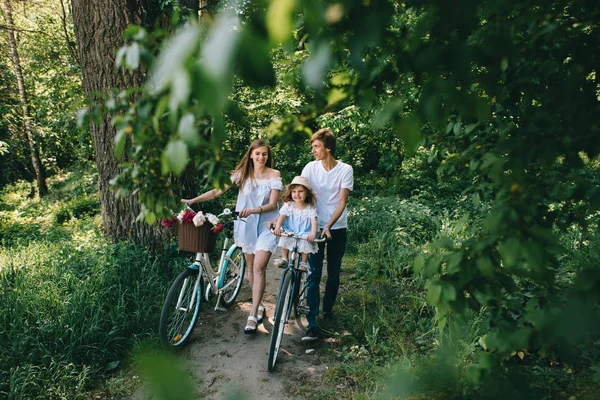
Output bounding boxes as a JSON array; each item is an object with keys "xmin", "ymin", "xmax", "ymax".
[
  {"xmin": 178, "ymin": 211, "xmax": 245, "ymax": 312},
  {"xmin": 273, "ymin": 229, "xmax": 327, "ymax": 320}
]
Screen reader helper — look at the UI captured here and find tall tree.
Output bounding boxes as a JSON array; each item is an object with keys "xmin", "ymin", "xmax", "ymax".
[
  {"xmin": 70, "ymin": 0, "xmax": 164, "ymax": 245},
  {"xmin": 2, "ymin": 0, "xmax": 48, "ymax": 196}
]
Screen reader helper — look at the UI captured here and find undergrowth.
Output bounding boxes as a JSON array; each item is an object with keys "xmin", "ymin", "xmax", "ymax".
[{"xmin": 0, "ymin": 169, "xmax": 184, "ymax": 399}]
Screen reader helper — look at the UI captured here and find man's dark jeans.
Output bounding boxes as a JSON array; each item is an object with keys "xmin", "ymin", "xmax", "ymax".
[{"xmin": 306, "ymin": 228, "xmax": 347, "ymax": 328}]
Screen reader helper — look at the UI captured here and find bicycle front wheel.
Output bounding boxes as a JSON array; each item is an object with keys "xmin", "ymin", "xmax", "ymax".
[
  {"xmin": 159, "ymin": 268, "xmax": 203, "ymax": 348},
  {"xmin": 268, "ymin": 271, "xmax": 294, "ymax": 372},
  {"xmin": 293, "ymin": 270, "xmax": 309, "ymax": 329},
  {"xmin": 220, "ymin": 246, "xmax": 246, "ymax": 307}
]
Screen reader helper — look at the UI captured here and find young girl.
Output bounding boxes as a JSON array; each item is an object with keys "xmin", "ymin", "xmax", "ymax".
[
  {"xmin": 182, "ymin": 139, "xmax": 282, "ymax": 334},
  {"xmin": 273, "ymin": 176, "xmax": 318, "ymax": 271}
]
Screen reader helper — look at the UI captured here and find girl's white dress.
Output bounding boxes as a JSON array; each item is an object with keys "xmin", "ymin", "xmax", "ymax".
[
  {"xmin": 278, "ymin": 202, "xmax": 318, "ymax": 254},
  {"xmin": 233, "ymin": 175, "xmax": 283, "ymax": 254}
]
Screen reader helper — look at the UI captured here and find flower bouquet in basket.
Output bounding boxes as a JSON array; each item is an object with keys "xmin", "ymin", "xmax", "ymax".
[{"xmin": 162, "ymin": 209, "xmax": 224, "ymax": 253}]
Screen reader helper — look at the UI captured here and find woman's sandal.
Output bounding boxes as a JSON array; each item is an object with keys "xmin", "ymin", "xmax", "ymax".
[
  {"xmin": 256, "ymin": 305, "xmax": 266, "ymax": 325},
  {"xmin": 244, "ymin": 316, "xmax": 258, "ymax": 334}
]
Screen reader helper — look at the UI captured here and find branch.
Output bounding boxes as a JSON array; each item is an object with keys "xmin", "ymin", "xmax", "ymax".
[{"xmin": 0, "ymin": 23, "xmax": 43, "ymax": 34}]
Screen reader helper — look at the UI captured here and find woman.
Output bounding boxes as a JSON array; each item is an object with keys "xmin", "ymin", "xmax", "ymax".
[{"xmin": 182, "ymin": 139, "xmax": 282, "ymax": 334}]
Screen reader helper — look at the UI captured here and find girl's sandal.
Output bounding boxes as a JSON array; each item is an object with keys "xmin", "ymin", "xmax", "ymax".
[
  {"xmin": 244, "ymin": 316, "xmax": 258, "ymax": 334},
  {"xmin": 256, "ymin": 305, "xmax": 266, "ymax": 325}
]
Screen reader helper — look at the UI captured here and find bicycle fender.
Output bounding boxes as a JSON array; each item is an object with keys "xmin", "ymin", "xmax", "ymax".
[{"xmin": 187, "ymin": 264, "xmax": 200, "ymax": 271}]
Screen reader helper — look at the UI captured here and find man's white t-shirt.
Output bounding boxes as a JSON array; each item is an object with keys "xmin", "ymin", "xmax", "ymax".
[{"xmin": 301, "ymin": 160, "xmax": 354, "ymax": 230}]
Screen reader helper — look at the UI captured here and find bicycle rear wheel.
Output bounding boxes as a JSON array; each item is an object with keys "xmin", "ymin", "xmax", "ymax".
[
  {"xmin": 220, "ymin": 246, "xmax": 246, "ymax": 307},
  {"xmin": 159, "ymin": 268, "xmax": 203, "ymax": 347},
  {"xmin": 268, "ymin": 271, "xmax": 294, "ymax": 372},
  {"xmin": 293, "ymin": 270, "xmax": 309, "ymax": 329}
]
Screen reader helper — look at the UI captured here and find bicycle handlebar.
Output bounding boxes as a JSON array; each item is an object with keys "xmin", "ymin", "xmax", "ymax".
[
  {"xmin": 184, "ymin": 205, "xmax": 246, "ymax": 223},
  {"xmin": 270, "ymin": 227, "xmax": 327, "ymax": 243}
]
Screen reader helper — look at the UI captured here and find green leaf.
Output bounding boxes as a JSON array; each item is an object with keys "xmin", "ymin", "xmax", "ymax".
[
  {"xmin": 266, "ymin": 0, "xmax": 295, "ymax": 44},
  {"xmin": 446, "ymin": 252, "xmax": 462, "ymax": 274},
  {"xmin": 426, "ymin": 280, "xmax": 443, "ymax": 306},
  {"xmin": 126, "ymin": 42, "xmax": 140, "ymax": 69},
  {"xmin": 169, "ymin": 68, "xmax": 190, "ymax": 111},
  {"xmin": 202, "ymin": 13, "xmax": 240, "ymax": 81},
  {"xmin": 423, "ymin": 256, "xmax": 441, "ymax": 278},
  {"xmin": 372, "ymin": 98, "xmax": 403, "ymax": 129},
  {"xmin": 145, "ymin": 211, "xmax": 157, "ymax": 225},
  {"xmin": 413, "ymin": 254, "xmax": 425, "ymax": 274},
  {"xmin": 498, "ymin": 237, "xmax": 520, "ymax": 268},
  {"xmin": 441, "ymin": 283, "xmax": 457, "ymax": 302},
  {"xmin": 115, "ymin": 46, "xmax": 127, "ymax": 68},
  {"xmin": 303, "ymin": 42, "xmax": 330, "ymax": 89},
  {"xmin": 178, "ymin": 113, "xmax": 199, "ymax": 146},
  {"xmin": 164, "ymin": 141, "xmax": 189, "ymax": 176},
  {"xmin": 114, "ymin": 129, "xmax": 127, "ymax": 159},
  {"xmin": 76, "ymin": 107, "xmax": 89, "ymax": 128},
  {"xmin": 394, "ymin": 115, "xmax": 421, "ymax": 156},
  {"xmin": 591, "ymin": 365, "xmax": 600, "ymax": 382},
  {"xmin": 476, "ymin": 256, "xmax": 494, "ymax": 277},
  {"xmin": 150, "ymin": 25, "xmax": 200, "ymax": 94}
]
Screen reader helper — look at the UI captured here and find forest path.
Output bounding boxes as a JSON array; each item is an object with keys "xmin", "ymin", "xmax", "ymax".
[{"xmin": 134, "ymin": 252, "xmax": 333, "ymax": 400}]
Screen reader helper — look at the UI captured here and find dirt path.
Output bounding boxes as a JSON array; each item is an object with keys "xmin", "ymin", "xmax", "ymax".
[{"xmin": 134, "ymin": 253, "xmax": 332, "ymax": 400}]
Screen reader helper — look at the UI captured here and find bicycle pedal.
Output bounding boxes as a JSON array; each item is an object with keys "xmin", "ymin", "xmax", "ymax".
[
  {"xmin": 297, "ymin": 306, "xmax": 310, "ymax": 314},
  {"xmin": 214, "ymin": 306, "xmax": 228, "ymax": 313}
]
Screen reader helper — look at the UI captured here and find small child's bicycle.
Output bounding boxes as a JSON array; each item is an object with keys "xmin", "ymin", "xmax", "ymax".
[
  {"xmin": 159, "ymin": 208, "xmax": 246, "ymax": 347},
  {"xmin": 267, "ymin": 228, "xmax": 326, "ymax": 372}
]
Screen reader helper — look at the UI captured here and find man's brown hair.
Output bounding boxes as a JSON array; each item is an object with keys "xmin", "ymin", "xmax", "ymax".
[{"xmin": 311, "ymin": 128, "xmax": 336, "ymax": 157}]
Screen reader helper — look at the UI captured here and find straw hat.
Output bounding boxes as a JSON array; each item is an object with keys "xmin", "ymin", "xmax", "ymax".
[{"xmin": 289, "ymin": 176, "xmax": 313, "ymax": 192}]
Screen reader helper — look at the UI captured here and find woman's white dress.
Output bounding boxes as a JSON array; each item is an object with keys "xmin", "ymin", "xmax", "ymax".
[
  {"xmin": 278, "ymin": 202, "xmax": 318, "ymax": 254},
  {"xmin": 233, "ymin": 175, "xmax": 283, "ymax": 254}
]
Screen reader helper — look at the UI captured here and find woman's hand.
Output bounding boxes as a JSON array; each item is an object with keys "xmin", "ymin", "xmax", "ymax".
[
  {"xmin": 239, "ymin": 208, "xmax": 255, "ymax": 218},
  {"xmin": 181, "ymin": 199, "xmax": 192, "ymax": 204}
]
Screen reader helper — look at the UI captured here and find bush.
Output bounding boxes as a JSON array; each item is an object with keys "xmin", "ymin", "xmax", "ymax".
[
  {"xmin": 347, "ymin": 196, "xmax": 440, "ymax": 252},
  {"xmin": 70, "ymin": 198, "xmax": 100, "ymax": 219}
]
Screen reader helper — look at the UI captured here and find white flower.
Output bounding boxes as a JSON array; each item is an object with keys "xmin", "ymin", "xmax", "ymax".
[
  {"xmin": 193, "ymin": 212, "xmax": 206, "ymax": 227},
  {"xmin": 177, "ymin": 210, "xmax": 185, "ymax": 222},
  {"xmin": 207, "ymin": 213, "xmax": 220, "ymax": 226}
]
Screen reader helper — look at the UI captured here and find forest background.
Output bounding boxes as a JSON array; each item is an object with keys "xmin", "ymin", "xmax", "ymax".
[{"xmin": 1, "ymin": 0, "xmax": 599, "ymax": 398}]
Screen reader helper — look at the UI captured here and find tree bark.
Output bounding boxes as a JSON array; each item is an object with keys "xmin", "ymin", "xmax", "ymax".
[
  {"xmin": 71, "ymin": 0, "xmax": 163, "ymax": 246},
  {"xmin": 2, "ymin": 0, "xmax": 48, "ymax": 196}
]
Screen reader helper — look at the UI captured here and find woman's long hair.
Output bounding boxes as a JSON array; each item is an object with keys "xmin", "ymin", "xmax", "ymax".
[{"xmin": 231, "ymin": 139, "xmax": 273, "ymax": 187}]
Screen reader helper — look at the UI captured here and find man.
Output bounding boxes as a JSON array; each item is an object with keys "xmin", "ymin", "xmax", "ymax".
[{"xmin": 300, "ymin": 128, "xmax": 353, "ymax": 341}]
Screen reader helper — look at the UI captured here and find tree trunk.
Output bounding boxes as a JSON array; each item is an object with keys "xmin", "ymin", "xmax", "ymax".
[
  {"xmin": 2, "ymin": 0, "xmax": 48, "ymax": 197},
  {"xmin": 180, "ymin": 0, "xmax": 199, "ymax": 17},
  {"xmin": 71, "ymin": 0, "xmax": 163, "ymax": 246}
]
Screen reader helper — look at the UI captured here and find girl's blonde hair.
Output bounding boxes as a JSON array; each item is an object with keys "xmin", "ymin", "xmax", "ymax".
[
  {"xmin": 281, "ymin": 183, "xmax": 316, "ymax": 206},
  {"xmin": 232, "ymin": 139, "xmax": 273, "ymax": 187}
]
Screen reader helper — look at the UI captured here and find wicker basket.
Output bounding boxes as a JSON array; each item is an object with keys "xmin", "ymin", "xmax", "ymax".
[{"xmin": 177, "ymin": 223, "xmax": 217, "ymax": 253}]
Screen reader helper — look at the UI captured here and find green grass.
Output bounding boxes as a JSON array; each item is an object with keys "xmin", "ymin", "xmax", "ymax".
[{"xmin": 0, "ymin": 169, "xmax": 186, "ymax": 399}]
